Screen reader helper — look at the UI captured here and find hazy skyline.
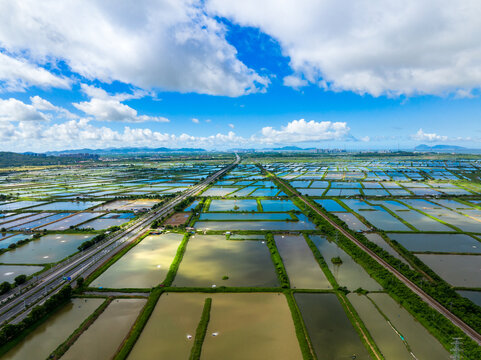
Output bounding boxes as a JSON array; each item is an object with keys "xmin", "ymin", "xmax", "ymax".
[{"xmin": 1, "ymin": 0, "xmax": 481, "ymax": 151}]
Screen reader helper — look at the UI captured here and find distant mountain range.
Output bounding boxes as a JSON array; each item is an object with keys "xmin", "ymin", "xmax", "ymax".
[
  {"xmin": 45, "ymin": 147, "xmax": 206, "ymax": 155},
  {"xmin": 414, "ymin": 144, "xmax": 481, "ymax": 153}
]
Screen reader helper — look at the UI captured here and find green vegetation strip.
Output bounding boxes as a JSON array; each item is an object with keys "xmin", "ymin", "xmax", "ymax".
[
  {"xmin": 189, "ymin": 297, "xmax": 212, "ymax": 360},
  {"xmin": 265, "ymin": 232, "xmax": 290, "ymax": 288},
  {"xmin": 284, "ymin": 291, "xmax": 315, "ymax": 360},
  {"xmin": 162, "ymin": 233, "xmax": 190, "ymax": 286},
  {"xmin": 49, "ymin": 297, "xmax": 112, "ymax": 359},
  {"xmin": 114, "ymin": 288, "xmax": 163, "ymax": 360},
  {"xmin": 263, "ymin": 166, "xmax": 481, "ymax": 358}
]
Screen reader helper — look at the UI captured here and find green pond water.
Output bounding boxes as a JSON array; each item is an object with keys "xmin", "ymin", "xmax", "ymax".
[
  {"xmin": 91, "ymin": 233, "xmax": 183, "ymax": 288},
  {"xmin": 310, "ymin": 235, "xmax": 382, "ymax": 291},
  {"xmin": 62, "ymin": 298, "xmax": 146, "ymax": 360},
  {"xmin": 0, "ymin": 234, "xmax": 95, "ymax": 264},
  {"xmin": 294, "ymin": 293, "xmax": 370, "ymax": 359},
  {"xmin": 173, "ymin": 235, "xmax": 279, "ymax": 287},
  {"xmin": 275, "ymin": 235, "xmax": 331, "ymax": 289},
  {"xmin": 2, "ymin": 298, "xmax": 103, "ymax": 360}
]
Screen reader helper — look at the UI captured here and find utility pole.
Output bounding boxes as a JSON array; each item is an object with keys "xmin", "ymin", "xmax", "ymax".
[{"xmin": 450, "ymin": 337, "xmax": 462, "ymax": 360}]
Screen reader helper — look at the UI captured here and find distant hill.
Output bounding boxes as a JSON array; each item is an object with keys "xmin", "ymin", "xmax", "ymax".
[
  {"xmin": 46, "ymin": 147, "xmax": 206, "ymax": 155},
  {"xmin": 0, "ymin": 152, "xmax": 97, "ymax": 168},
  {"xmin": 414, "ymin": 144, "xmax": 481, "ymax": 153}
]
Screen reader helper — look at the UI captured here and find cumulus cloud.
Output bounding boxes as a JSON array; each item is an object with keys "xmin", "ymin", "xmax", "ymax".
[
  {"xmin": 260, "ymin": 119, "xmax": 350, "ymax": 143},
  {"xmin": 228, "ymin": 123, "xmax": 235, "ymax": 128},
  {"xmin": 0, "ymin": 1, "xmax": 267, "ymax": 96},
  {"xmin": 191, "ymin": 118, "xmax": 200, "ymax": 123},
  {"xmin": 0, "ymin": 118, "xmax": 249, "ymax": 151},
  {"xmin": 0, "ymin": 52, "xmax": 71, "ymax": 92},
  {"xmin": 73, "ymin": 85, "xmax": 169, "ymax": 123},
  {"xmin": 207, "ymin": 0, "xmax": 481, "ymax": 97},
  {"xmin": 0, "ymin": 98, "xmax": 49, "ymax": 122},
  {"xmin": 73, "ymin": 98, "xmax": 169, "ymax": 123},
  {"xmin": 283, "ymin": 75, "xmax": 308, "ymax": 89},
  {"xmin": 411, "ymin": 128, "xmax": 448, "ymax": 142}
]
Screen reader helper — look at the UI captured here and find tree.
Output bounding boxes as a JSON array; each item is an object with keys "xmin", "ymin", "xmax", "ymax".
[
  {"xmin": 14, "ymin": 274, "xmax": 27, "ymax": 286},
  {"xmin": 0, "ymin": 282, "xmax": 11, "ymax": 295}
]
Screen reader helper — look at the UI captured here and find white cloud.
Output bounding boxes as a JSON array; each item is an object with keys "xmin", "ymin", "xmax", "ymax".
[
  {"xmin": 283, "ymin": 75, "xmax": 308, "ymax": 89},
  {"xmin": 411, "ymin": 128, "xmax": 448, "ymax": 142},
  {"xmin": 73, "ymin": 98, "xmax": 169, "ymax": 123},
  {"xmin": 360, "ymin": 136, "xmax": 370, "ymax": 142},
  {"xmin": 0, "ymin": 52, "xmax": 71, "ymax": 92},
  {"xmin": 0, "ymin": 1, "xmax": 267, "ymax": 96},
  {"xmin": 73, "ymin": 85, "xmax": 169, "ymax": 123},
  {"xmin": 191, "ymin": 118, "xmax": 200, "ymax": 123},
  {"xmin": 30, "ymin": 95, "xmax": 77, "ymax": 119},
  {"xmin": 205, "ymin": 119, "xmax": 212, "ymax": 123},
  {"xmin": 0, "ymin": 118, "xmax": 249, "ymax": 151},
  {"xmin": 228, "ymin": 123, "xmax": 235, "ymax": 128},
  {"xmin": 260, "ymin": 119, "xmax": 350, "ymax": 143},
  {"xmin": 207, "ymin": 0, "xmax": 481, "ymax": 97},
  {"xmin": 0, "ymin": 98, "xmax": 49, "ymax": 122}
]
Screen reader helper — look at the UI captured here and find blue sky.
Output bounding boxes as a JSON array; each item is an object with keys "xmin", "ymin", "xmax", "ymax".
[{"xmin": 0, "ymin": 0, "xmax": 481, "ymax": 151}]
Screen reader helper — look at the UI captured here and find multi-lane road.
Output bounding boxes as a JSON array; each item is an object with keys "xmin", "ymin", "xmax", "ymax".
[
  {"xmin": 0, "ymin": 154, "xmax": 239, "ymax": 325},
  {"xmin": 266, "ymin": 170, "xmax": 481, "ymax": 346}
]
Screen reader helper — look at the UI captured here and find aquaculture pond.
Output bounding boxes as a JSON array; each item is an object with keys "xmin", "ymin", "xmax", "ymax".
[
  {"xmin": 275, "ymin": 235, "xmax": 331, "ymax": 289},
  {"xmin": 310, "ymin": 235, "xmax": 382, "ymax": 291},
  {"xmin": 0, "ymin": 234, "xmax": 31, "ymax": 249},
  {"xmin": 294, "ymin": 293, "xmax": 370, "ymax": 359},
  {"xmin": 0, "ymin": 201, "xmax": 46, "ymax": 211},
  {"xmin": 10, "ymin": 213, "xmax": 73, "ymax": 230},
  {"xmin": 348, "ymin": 293, "xmax": 413, "ymax": 359},
  {"xmin": 364, "ymin": 233, "xmax": 411, "ymax": 267},
  {"xmin": 79, "ymin": 213, "xmax": 135, "ymax": 230},
  {"xmin": 91, "ymin": 233, "xmax": 183, "ymax": 288},
  {"xmin": 0, "ymin": 264, "xmax": 43, "ymax": 283},
  {"xmin": 30, "ymin": 201, "xmax": 102, "ymax": 211},
  {"xmin": 208, "ymin": 199, "xmax": 258, "ymax": 212},
  {"xmin": 416, "ymin": 254, "xmax": 481, "ymax": 287},
  {"xmin": 457, "ymin": 290, "xmax": 481, "ymax": 307},
  {"xmin": 332, "ymin": 213, "xmax": 369, "ymax": 232},
  {"xmin": 128, "ymin": 293, "xmax": 213, "ymax": 359},
  {"xmin": 0, "ymin": 234, "xmax": 95, "ymax": 264},
  {"xmin": 388, "ymin": 233, "xmax": 481, "ymax": 253},
  {"xmin": 62, "ymin": 299, "xmax": 146, "ymax": 360},
  {"xmin": 173, "ymin": 235, "xmax": 279, "ymax": 287},
  {"xmin": 261, "ymin": 199, "xmax": 298, "ymax": 212},
  {"xmin": 368, "ymin": 293, "xmax": 450, "ymax": 359},
  {"xmin": 194, "ymin": 214, "xmax": 316, "ymax": 231},
  {"xmin": 2, "ymin": 298, "xmax": 104, "ymax": 360},
  {"xmin": 199, "ymin": 213, "xmax": 293, "ymax": 221},
  {"xmin": 315, "ymin": 199, "xmax": 346, "ymax": 212},
  {"xmin": 201, "ymin": 293, "xmax": 302, "ymax": 360},
  {"xmin": 201, "ymin": 187, "xmax": 236, "ymax": 197},
  {"xmin": 38, "ymin": 212, "xmax": 100, "ymax": 230}
]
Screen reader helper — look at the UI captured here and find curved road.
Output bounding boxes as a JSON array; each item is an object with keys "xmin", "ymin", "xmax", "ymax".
[{"xmin": 265, "ymin": 168, "xmax": 481, "ymax": 346}]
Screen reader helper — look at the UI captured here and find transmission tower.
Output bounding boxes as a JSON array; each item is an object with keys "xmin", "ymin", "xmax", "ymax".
[{"xmin": 450, "ymin": 337, "xmax": 462, "ymax": 360}]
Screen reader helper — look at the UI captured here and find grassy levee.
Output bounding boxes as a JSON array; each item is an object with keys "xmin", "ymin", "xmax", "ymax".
[
  {"xmin": 302, "ymin": 234, "xmax": 338, "ymax": 287},
  {"xmin": 189, "ymin": 297, "xmax": 212, "ymax": 360},
  {"xmin": 162, "ymin": 233, "xmax": 190, "ymax": 286},
  {"xmin": 336, "ymin": 292, "xmax": 384, "ymax": 360},
  {"xmin": 261, "ymin": 166, "xmax": 481, "ymax": 359},
  {"xmin": 284, "ymin": 291, "xmax": 315, "ymax": 360},
  {"xmin": 49, "ymin": 297, "xmax": 112, "ymax": 359},
  {"xmin": 265, "ymin": 232, "xmax": 290, "ymax": 288},
  {"xmin": 302, "ymin": 234, "xmax": 383, "ymax": 359},
  {"xmin": 113, "ymin": 288, "xmax": 163, "ymax": 360}
]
